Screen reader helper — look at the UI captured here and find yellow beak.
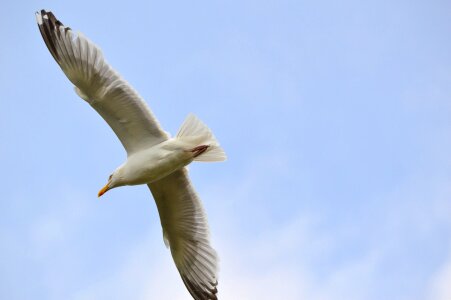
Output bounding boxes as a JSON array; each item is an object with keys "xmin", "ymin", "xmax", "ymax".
[{"xmin": 98, "ymin": 183, "xmax": 110, "ymax": 197}]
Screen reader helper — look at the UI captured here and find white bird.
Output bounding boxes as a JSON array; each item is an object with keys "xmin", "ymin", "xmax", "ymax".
[{"xmin": 36, "ymin": 10, "xmax": 225, "ymax": 300}]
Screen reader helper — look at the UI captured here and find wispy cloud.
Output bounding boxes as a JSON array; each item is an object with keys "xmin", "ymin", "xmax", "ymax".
[
  {"xmin": 429, "ymin": 248, "xmax": 451, "ymax": 300},
  {"xmin": 72, "ymin": 233, "xmax": 189, "ymax": 300}
]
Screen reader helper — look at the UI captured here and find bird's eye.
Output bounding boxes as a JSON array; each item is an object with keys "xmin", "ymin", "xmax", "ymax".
[{"xmin": 108, "ymin": 174, "xmax": 113, "ymax": 181}]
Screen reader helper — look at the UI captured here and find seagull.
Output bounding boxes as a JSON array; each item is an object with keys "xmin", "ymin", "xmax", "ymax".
[{"xmin": 36, "ymin": 10, "xmax": 225, "ymax": 300}]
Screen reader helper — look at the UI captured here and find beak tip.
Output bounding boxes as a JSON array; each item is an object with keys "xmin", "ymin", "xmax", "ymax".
[{"xmin": 98, "ymin": 184, "xmax": 110, "ymax": 198}]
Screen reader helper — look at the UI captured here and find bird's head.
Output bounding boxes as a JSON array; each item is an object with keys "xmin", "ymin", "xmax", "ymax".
[{"xmin": 98, "ymin": 168, "xmax": 123, "ymax": 197}]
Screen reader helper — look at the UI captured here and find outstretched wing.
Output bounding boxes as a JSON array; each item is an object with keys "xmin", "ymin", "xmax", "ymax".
[
  {"xmin": 36, "ymin": 10, "xmax": 168, "ymax": 155},
  {"xmin": 148, "ymin": 168, "xmax": 219, "ymax": 300}
]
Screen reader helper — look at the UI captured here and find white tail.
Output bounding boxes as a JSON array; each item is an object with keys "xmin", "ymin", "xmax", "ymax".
[{"xmin": 177, "ymin": 114, "xmax": 227, "ymax": 162}]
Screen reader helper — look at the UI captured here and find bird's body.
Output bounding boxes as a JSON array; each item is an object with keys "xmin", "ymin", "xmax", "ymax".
[
  {"xmin": 36, "ymin": 9, "xmax": 224, "ymax": 300},
  {"xmin": 113, "ymin": 126, "xmax": 214, "ymax": 187},
  {"xmin": 118, "ymin": 139, "xmax": 193, "ymax": 186}
]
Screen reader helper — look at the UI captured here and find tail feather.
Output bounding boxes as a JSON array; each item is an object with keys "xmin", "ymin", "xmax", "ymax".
[{"xmin": 177, "ymin": 114, "xmax": 227, "ymax": 162}]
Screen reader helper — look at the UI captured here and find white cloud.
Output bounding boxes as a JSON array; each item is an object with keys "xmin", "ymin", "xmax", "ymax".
[
  {"xmin": 67, "ymin": 208, "xmax": 378, "ymax": 300},
  {"xmin": 72, "ymin": 233, "xmax": 190, "ymax": 300},
  {"xmin": 428, "ymin": 248, "xmax": 451, "ymax": 300},
  {"xmin": 28, "ymin": 185, "xmax": 91, "ymax": 259},
  {"xmin": 215, "ymin": 213, "xmax": 378, "ymax": 300}
]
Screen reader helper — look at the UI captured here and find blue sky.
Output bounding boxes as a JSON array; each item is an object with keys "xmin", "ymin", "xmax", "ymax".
[{"xmin": 1, "ymin": 0, "xmax": 451, "ymax": 299}]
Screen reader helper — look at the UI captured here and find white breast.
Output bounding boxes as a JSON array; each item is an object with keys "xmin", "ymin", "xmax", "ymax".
[{"xmin": 121, "ymin": 139, "xmax": 193, "ymax": 185}]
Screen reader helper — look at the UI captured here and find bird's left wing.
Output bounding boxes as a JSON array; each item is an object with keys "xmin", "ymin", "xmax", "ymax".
[
  {"xmin": 148, "ymin": 168, "xmax": 219, "ymax": 300},
  {"xmin": 36, "ymin": 10, "xmax": 168, "ymax": 155}
]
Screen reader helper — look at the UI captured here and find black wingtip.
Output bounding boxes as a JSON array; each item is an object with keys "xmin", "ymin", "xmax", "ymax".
[
  {"xmin": 181, "ymin": 274, "xmax": 219, "ymax": 300},
  {"xmin": 36, "ymin": 9, "xmax": 64, "ymax": 63}
]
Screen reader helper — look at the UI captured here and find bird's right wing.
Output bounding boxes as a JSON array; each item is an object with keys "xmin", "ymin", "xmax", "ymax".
[
  {"xmin": 36, "ymin": 10, "xmax": 168, "ymax": 155},
  {"xmin": 148, "ymin": 168, "xmax": 219, "ymax": 300}
]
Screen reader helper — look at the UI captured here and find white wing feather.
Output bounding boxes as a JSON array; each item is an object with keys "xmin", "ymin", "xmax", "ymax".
[
  {"xmin": 148, "ymin": 168, "xmax": 219, "ymax": 300},
  {"xmin": 36, "ymin": 10, "xmax": 168, "ymax": 155}
]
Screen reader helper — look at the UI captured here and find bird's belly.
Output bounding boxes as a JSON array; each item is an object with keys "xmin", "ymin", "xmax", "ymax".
[{"xmin": 124, "ymin": 145, "xmax": 192, "ymax": 185}]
